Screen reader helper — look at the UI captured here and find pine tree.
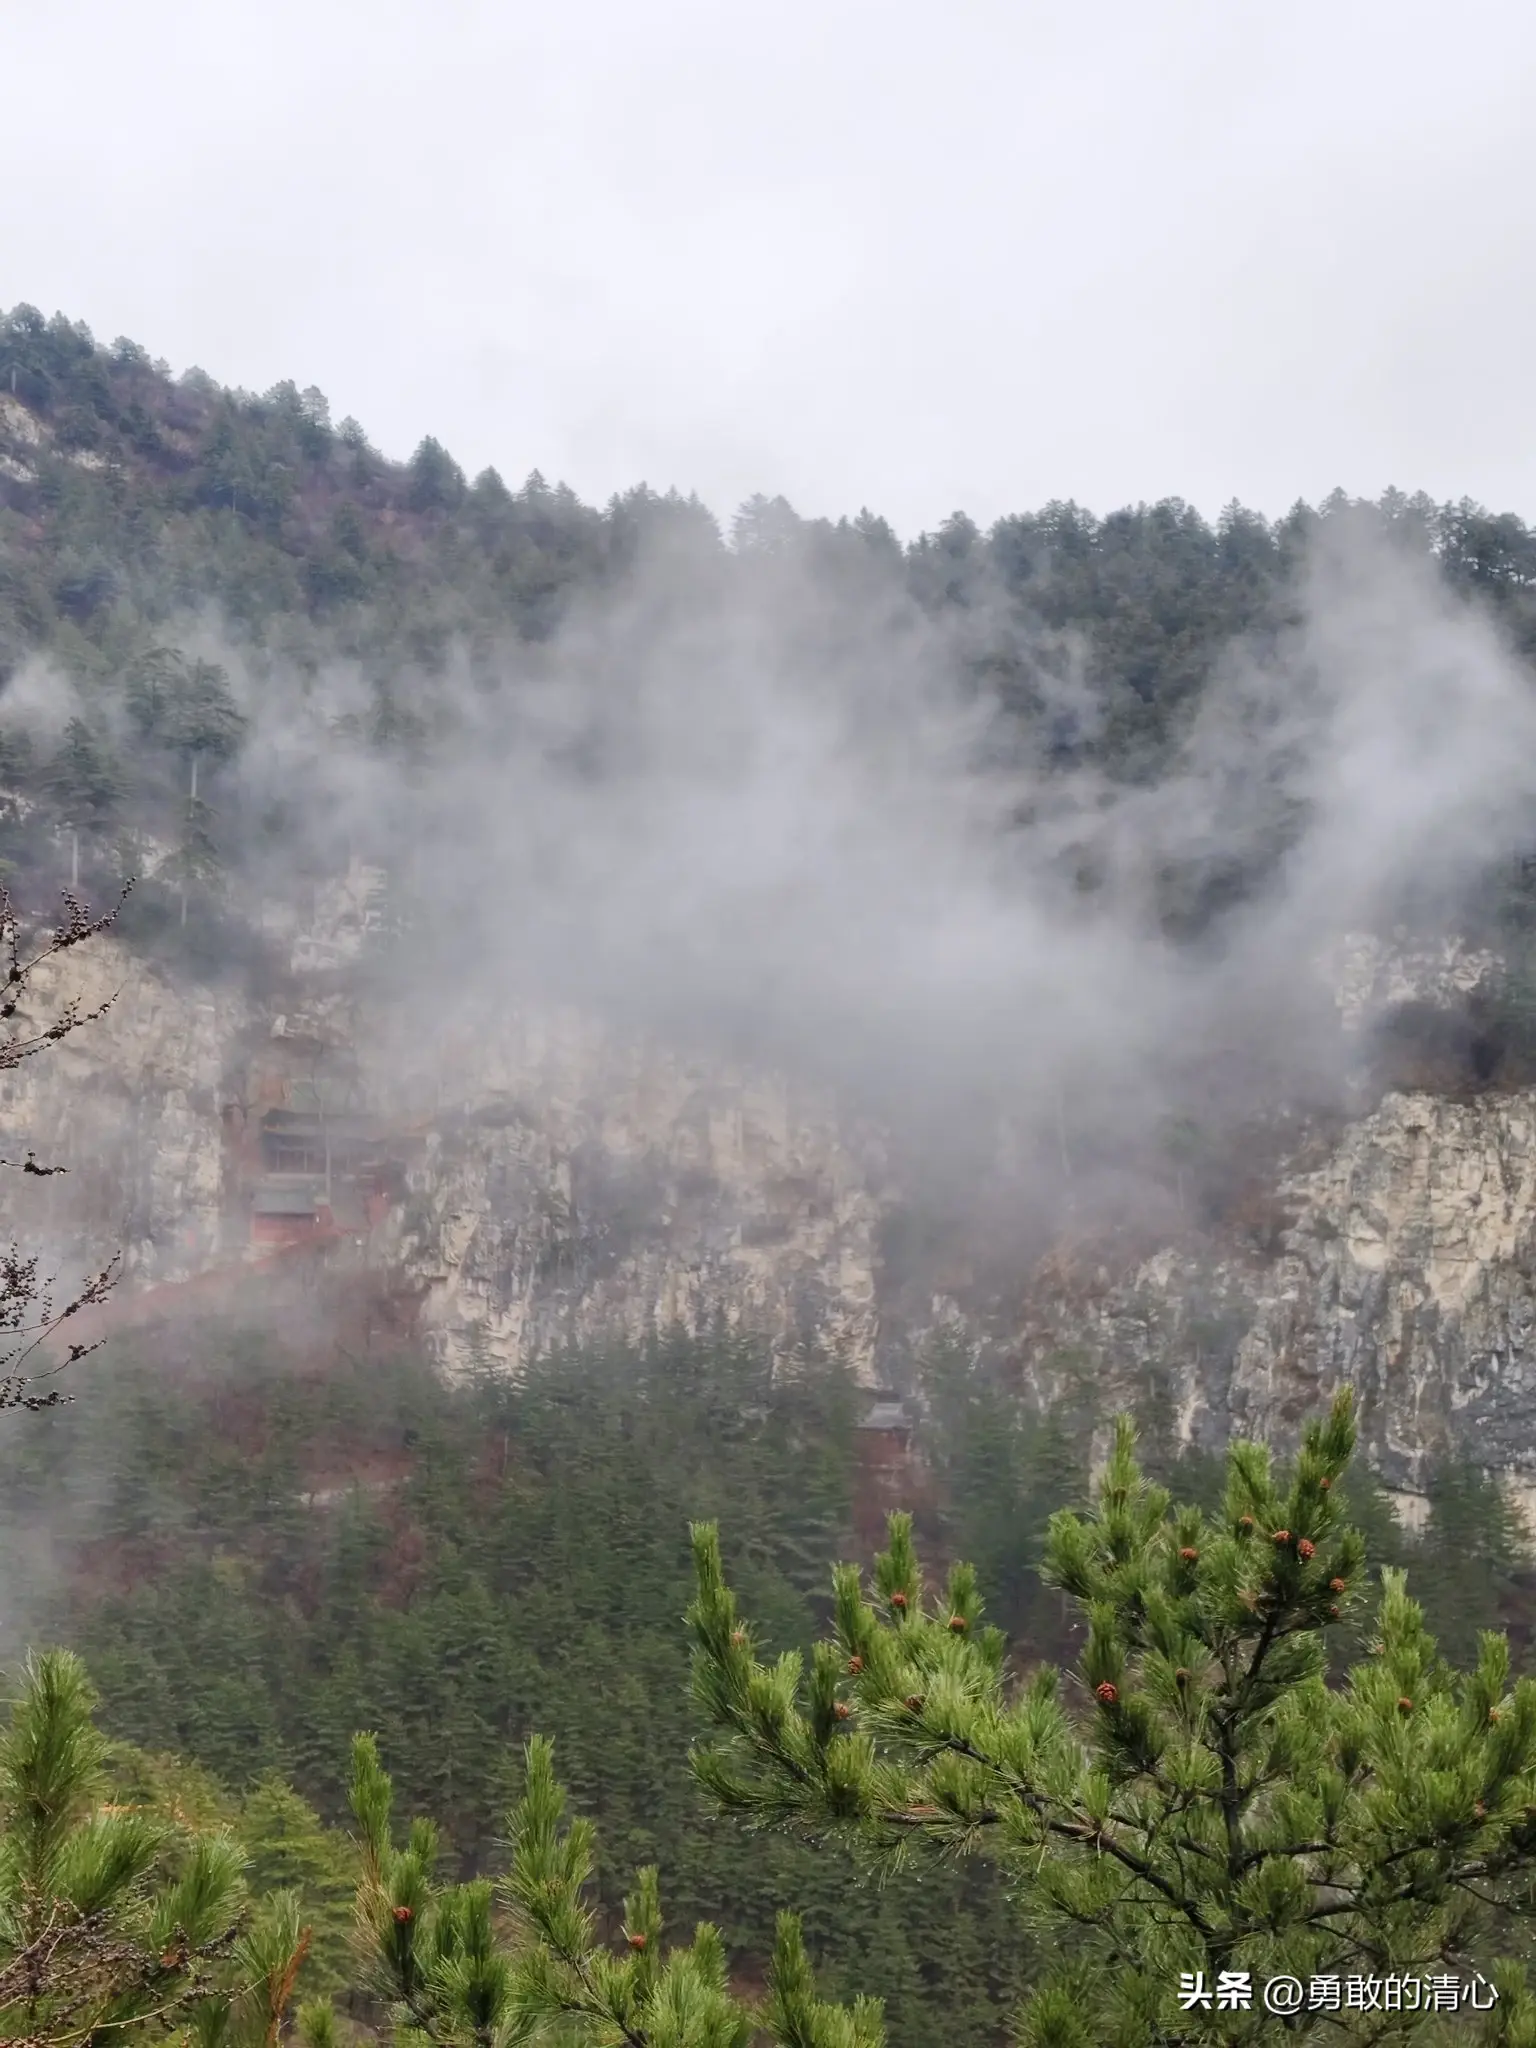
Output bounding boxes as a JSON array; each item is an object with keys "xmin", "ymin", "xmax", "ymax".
[
  {"xmin": 237, "ymin": 1775, "xmax": 357, "ymax": 1998},
  {"xmin": 685, "ymin": 1391, "xmax": 1536, "ymax": 2046},
  {"xmin": 44, "ymin": 716, "xmax": 122, "ymax": 845},
  {"xmin": 50, "ymin": 1330, "xmax": 1028, "ymax": 2041},
  {"xmin": 919, "ymin": 1333, "xmax": 1088, "ymax": 1654},
  {"xmin": 1413, "ymin": 1457, "xmax": 1531, "ymax": 1667},
  {"xmin": 0, "ymin": 1648, "xmax": 308, "ymax": 2042},
  {"xmin": 165, "ymin": 787, "xmax": 223, "ymax": 927},
  {"xmin": 330, "ymin": 1728, "xmax": 884, "ymax": 2047},
  {"xmin": 407, "ymin": 436, "xmax": 467, "ymax": 514},
  {"xmin": 125, "ymin": 649, "xmax": 246, "ymax": 768}
]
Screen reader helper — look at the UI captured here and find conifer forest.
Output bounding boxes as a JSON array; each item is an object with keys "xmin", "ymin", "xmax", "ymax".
[{"xmin": 6, "ymin": 300, "xmax": 1536, "ymax": 2044}]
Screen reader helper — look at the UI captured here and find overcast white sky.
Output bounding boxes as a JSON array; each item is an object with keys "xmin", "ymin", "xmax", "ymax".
[{"xmin": 5, "ymin": 0, "xmax": 1534, "ymax": 537}]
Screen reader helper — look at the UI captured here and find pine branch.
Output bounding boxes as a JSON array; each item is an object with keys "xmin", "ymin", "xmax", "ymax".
[{"xmin": 684, "ymin": 1390, "xmax": 1536, "ymax": 2041}]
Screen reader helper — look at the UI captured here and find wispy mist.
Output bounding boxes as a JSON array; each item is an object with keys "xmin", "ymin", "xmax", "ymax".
[{"xmin": 128, "ymin": 508, "xmax": 1534, "ymax": 1242}]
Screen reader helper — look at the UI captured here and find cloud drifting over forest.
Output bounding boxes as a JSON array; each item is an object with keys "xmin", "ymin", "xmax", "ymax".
[{"xmin": 154, "ymin": 509, "xmax": 1536, "ymax": 1229}]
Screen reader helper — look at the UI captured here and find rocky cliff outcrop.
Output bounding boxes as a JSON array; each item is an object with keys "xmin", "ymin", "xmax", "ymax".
[
  {"xmin": 0, "ymin": 931, "xmax": 244, "ymax": 1282},
  {"xmin": 0, "ymin": 878, "xmax": 880, "ymax": 1375},
  {"xmin": 379, "ymin": 1013, "xmax": 878, "ymax": 1376},
  {"xmin": 9, "ymin": 887, "xmax": 1536, "ymax": 1507},
  {"xmin": 993, "ymin": 938, "xmax": 1536, "ymax": 1510},
  {"xmin": 998, "ymin": 1087, "xmax": 1536, "ymax": 1497}
]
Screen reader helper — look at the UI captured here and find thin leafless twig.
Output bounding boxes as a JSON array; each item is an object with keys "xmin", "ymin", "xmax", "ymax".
[{"xmin": 0, "ymin": 883, "xmax": 132, "ymax": 1413}]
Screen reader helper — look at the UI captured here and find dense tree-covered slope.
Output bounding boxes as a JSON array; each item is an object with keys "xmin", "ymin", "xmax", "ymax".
[
  {"xmin": 5, "ymin": 297, "xmax": 1536, "ymax": 948},
  {"xmin": 5, "ymin": 1322, "xmax": 1528, "ymax": 2039}
]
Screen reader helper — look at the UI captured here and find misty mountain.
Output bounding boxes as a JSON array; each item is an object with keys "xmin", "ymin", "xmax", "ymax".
[{"xmin": 8, "ymin": 300, "xmax": 1536, "ymax": 1495}]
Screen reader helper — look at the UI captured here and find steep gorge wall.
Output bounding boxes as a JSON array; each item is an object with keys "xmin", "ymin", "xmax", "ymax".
[
  {"xmin": 1000, "ymin": 1087, "xmax": 1536, "ymax": 1499},
  {"xmin": 368, "ymin": 999, "xmax": 880, "ymax": 1375},
  {"xmin": 8, "ymin": 885, "xmax": 1536, "ymax": 1510},
  {"xmin": 0, "ymin": 879, "xmax": 881, "ymax": 1377},
  {"xmin": 0, "ymin": 931, "xmax": 241, "ymax": 1282}
]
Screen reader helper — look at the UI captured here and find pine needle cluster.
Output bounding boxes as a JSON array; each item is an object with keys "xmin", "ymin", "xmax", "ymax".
[{"xmin": 686, "ymin": 1391, "xmax": 1536, "ymax": 2046}]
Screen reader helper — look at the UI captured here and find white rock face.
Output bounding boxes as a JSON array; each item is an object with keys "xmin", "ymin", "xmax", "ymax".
[
  {"xmin": 0, "ymin": 395, "xmax": 44, "ymax": 484},
  {"xmin": 0, "ymin": 935, "xmax": 242, "ymax": 1282},
  {"xmin": 1325, "ymin": 932, "xmax": 1501, "ymax": 1031},
  {"xmin": 1007, "ymin": 1086, "xmax": 1536, "ymax": 1498},
  {"xmin": 373, "ymin": 1002, "xmax": 879, "ymax": 1377},
  {"xmin": 0, "ymin": 906, "xmax": 880, "ymax": 1376},
  {"xmin": 8, "ymin": 904, "xmax": 1536, "ymax": 1465},
  {"xmin": 289, "ymin": 863, "xmax": 388, "ymax": 976},
  {"xmin": 1231, "ymin": 1090, "xmax": 1536, "ymax": 1483},
  {"xmin": 986, "ymin": 931, "xmax": 1536, "ymax": 1500},
  {"xmin": 0, "ymin": 397, "xmax": 44, "ymax": 448}
]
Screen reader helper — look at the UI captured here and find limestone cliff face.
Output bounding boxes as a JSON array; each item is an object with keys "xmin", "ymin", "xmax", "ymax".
[
  {"xmin": 0, "ymin": 883, "xmax": 879, "ymax": 1373},
  {"xmin": 999, "ymin": 934, "xmax": 1536, "ymax": 1508},
  {"xmin": 10, "ymin": 892, "xmax": 1536, "ymax": 1499},
  {"xmin": 378, "ymin": 1010, "xmax": 878, "ymax": 1376},
  {"xmin": 1324, "ymin": 932, "xmax": 1501, "ymax": 1032},
  {"xmin": 1000, "ymin": 1089, "xmax": 1536, "ymax": 1495},
  {"xmin": 0, "ymin": 933, "xmax": 245, "ymax": 1282},
  {"xmin": 1231, "ymin": 1091, "xmax": 1536, "ymax": 1485}
]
